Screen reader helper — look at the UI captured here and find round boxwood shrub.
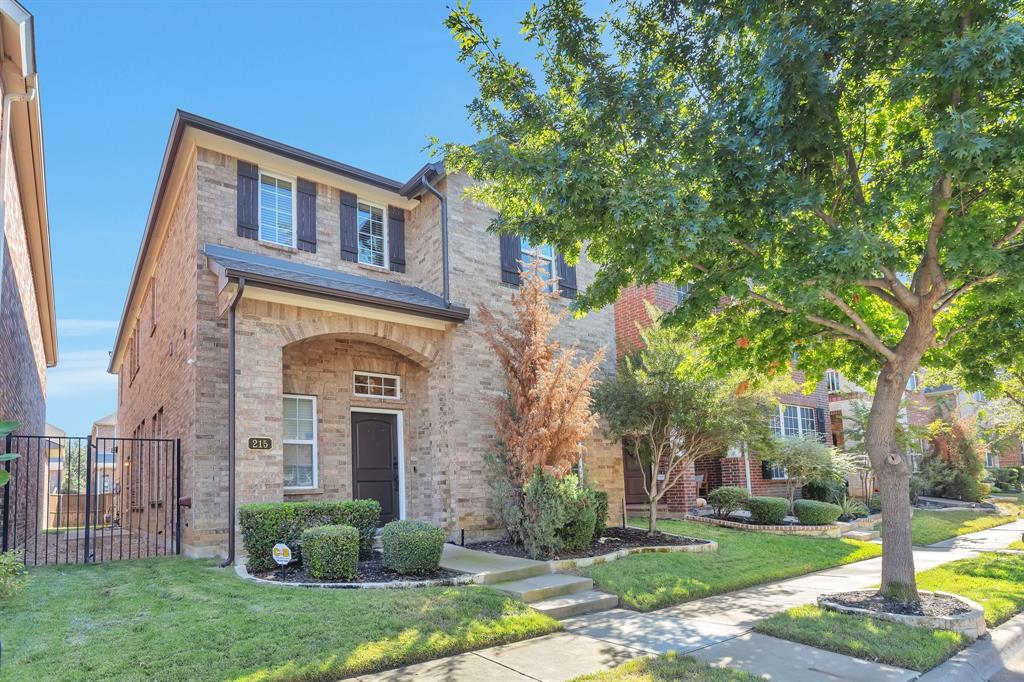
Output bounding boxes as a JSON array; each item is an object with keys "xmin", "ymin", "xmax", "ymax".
[
  {"xmin": 300, "ymin": 524, "xmax": 359, "ymax": 581},
  {"xmin": 745, "ymin": 496, "xmax": 789, "ymax": 525},
  {"xmin": 793, "ymin": 499, "xmax": 842, "ymax": 525},
  {"xmin": 381, "ymin": 520, "xmax": 445, "ymax": 575},
  {"xmin": 707, "ymin": 486, "xmax": 748, "ymax": 518},
  {"xmin": 560, "ymin": 498, "xmax": 597, "ymax": 551}
]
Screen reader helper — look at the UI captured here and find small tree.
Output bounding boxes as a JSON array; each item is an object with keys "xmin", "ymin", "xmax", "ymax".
[
  {"xmin": 595, "ymin": 311, "xmax": 780, "ymax": 535},
  {"xmin": 842, "ymin": 401, "xmax": 926, "ymax": 503},
  {"xmin": 921, "ymin": 415, "xmax": 989, "ymax": 502},
  {"xmin": 480, "ymin": 262, "xmax": 604, "ymax": 545},
  {"xmin": 765, "ymin": 436, "xmax": 854, "ymax": 513}
]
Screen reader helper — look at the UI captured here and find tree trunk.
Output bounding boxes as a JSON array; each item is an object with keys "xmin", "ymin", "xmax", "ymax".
[
  {"xmin": 648, "ymin": 492, "xmax": 658, "ymax": 535},
  {"xmin": 867, "ymin": 358, "xmax": 921, "ymax": 603}
]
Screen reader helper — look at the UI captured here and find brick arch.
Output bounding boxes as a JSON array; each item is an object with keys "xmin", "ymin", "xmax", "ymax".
[{"xmin": 275, "ymin": 316, "xmax": 441, "ymax": 368}]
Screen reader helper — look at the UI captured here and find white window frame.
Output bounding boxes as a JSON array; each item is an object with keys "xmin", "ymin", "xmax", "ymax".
[
  {"xmin": 351, "ymin": 407, "xmax": 406, "ymax": 520},
  {"xmin": 676, "ymin": 283, "xmax": 692, "ymax": 306},
  {"xmin": 353, "ymin": 371, "xmax": 401, "ymax": 400},
  {"xmin": 283, "ymin": 394, "xmax": 318, "ymax": 490},
  {"xmin": 825, "ymin": 370, "xmax": 841, "ymax": 393},
  {"xmin": 985, "ymin": 451, "xmax": 997, "ymax": 468},
  {"xmin": 521, "ymin": 238, "xmax": 555, "ymax": 292},
  {"xmin": 356, "ymin": 200, "xmax": 388, "ymax": 269},
  {"xmin": 257, "ymin": 170, "xmax": 298, "ymax": 249},
  {"xmin": 767, "ymin": 404, "xmax": 819, "ymax": 479}
]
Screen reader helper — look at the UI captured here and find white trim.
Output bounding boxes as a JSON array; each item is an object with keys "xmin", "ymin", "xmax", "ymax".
[
  {"xmin": 356, "ymin": 199, "xmax": 388, "ymax": 269},
  {"xmin": 283, "ymin": 393, "xmax": 318, "ymax": 491},
  {"xmin": 351, "ymin": 407, "xmax": 405, "ymax": 521},
  {"xmin": 257, "ymin": 169, "xmax": 298, "ymax": 249},
  {"xmin": 353, "ymin": 371, "xmax": 401, "ymax": 400}
]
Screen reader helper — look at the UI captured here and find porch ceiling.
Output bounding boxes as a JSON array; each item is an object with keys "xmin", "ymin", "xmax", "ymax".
[{"xmin": 205, "ymin": 244, "xmax": 470, "ymax": 327}]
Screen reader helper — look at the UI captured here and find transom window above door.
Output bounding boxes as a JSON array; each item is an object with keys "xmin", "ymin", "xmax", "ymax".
[
  {"xmin": 357, "ymin": 202, "xmax": 386, "ymax": 267},
  {"xmin": 353, "ymin": 371, "xmax": 400, "ymax": 399},
  {"xmin": 259, "ymin": 173, "xmax": 295, "ymax": 247},
  {"xmin": 521, "ymin": 238, "xmax": 554, "ymax": 292},
  {"xmin": 283, "ymin": 395, "xmax": 317, "ymax": 489}
]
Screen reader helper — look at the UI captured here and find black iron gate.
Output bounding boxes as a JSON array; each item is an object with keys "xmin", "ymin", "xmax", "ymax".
[{"xmin": 1, "ymin": 435, "xmax": 180, "ymax": 565}]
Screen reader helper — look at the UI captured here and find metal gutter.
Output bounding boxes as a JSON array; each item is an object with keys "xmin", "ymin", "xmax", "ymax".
[
  {"xmin": 418, "ymin": 174, "xmax": 451, "ymax": 307},
  {"xmin": 220, "ymin": 277, "xmax": 245, "ymax": 568}
]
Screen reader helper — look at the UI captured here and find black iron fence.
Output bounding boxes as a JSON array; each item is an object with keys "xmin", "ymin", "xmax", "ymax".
[{"xmin": 1, "ymin": 435, "xmax": 180, "ymax": 565}]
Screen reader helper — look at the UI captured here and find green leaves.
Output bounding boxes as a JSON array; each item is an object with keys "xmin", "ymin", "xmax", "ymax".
[{"xmin": 0, "ymin": 420, "xmax": 21, "ymax": 438}]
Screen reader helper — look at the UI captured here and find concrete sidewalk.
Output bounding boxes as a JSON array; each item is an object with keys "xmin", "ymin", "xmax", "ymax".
[{"xmin": 351, "ymin": 519, "xmax": 1024, "ymax": 682}]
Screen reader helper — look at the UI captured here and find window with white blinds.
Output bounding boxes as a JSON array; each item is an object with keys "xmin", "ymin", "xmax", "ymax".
[
  {"xmin": 357, "ymin": 202, "xmax": 386, "ymax": 267},
  {"xmin": 521, "ymin": 239, "xmax": 555, "ymax": 292},
  {"xmin": 259, "ymin": 173, "xmax": 295, "ymax": 247},
  {"xmin": 283, "ymin": 395, "xmax": 317, "ymax": 489}
]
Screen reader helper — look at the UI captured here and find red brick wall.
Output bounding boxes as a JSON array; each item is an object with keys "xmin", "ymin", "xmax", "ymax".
[{"xmin": 613, "ymin": 283, "xmax": 677, "ymax": 357}]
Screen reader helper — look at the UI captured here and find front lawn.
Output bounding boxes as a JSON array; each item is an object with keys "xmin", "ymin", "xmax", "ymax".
[
  {"xmin": 880, "ymin": 509, "xmax": 1020, "ymax": 546},
  {"xmin": 581, "ymin": 519, "xmax": 881, "ymax": 611},
  {"xmin": 750, "ymin": 552, "xmax": 1024, "ymax": 671},
  {"xmin": 1010, "ymin": 540, "xmax": 1024, "ymax": 550},
  {"xmin": 753, "ymin": 604, "xmax": 967, "ymax": 671},
  {"xmin": 0, "ymin": 557, "xmax": 558, "ymax": 682},
  {"xmin": 570, "ymin": 652, "xmax": 760, "ymax": 681}
]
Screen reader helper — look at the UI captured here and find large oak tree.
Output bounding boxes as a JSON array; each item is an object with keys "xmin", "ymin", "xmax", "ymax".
[{"xmin": 441, "ymin": 0, "xmax": 1024, "ymax": 602}]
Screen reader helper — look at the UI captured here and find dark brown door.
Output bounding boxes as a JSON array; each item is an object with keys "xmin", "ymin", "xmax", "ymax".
[
  {"xmin": 351, "ymin": 412, "xmax": 399, "ymax": 523},
  {"xmin": 623, "ymin": 449, "xmax": 647, "ymax": 505}
]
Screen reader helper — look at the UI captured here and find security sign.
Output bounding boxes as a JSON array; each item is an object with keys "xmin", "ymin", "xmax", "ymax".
[{"xmin": 272, "ymin": 543, "xmax": 292, "ymax": 566}]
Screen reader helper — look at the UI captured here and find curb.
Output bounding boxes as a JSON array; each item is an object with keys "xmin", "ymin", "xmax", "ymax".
[{"xmin": 916, "ymin": 612, "xmax": 1024, "ymax": 681}]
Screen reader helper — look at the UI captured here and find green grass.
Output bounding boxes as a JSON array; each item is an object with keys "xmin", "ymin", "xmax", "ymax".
[
  {"xmin": 1009, "ymin": 540, "xmax": 1024, "ymax": 550},
  {"xmin": 754, "ymin": 553, "xmax": 1024, "ymax": 671},
  {"xmin": 0, "ymin": 557, "xmax": 559, "ymax": 682},
  {"xmin": 917, "ymin": 552, "xmax": 1024, "ymax": 626},
  {"xmin": 570, "ymin": 652, "xmax": 761, "ymax": 681},
  {"xmin": 893, "ymin": 508, "xmax": 1020, "ymax": 546},
  {"xmin": 581, "ymin": 519, "xmax": 881, "ymax": 611},
  {"xmin": 753, "ymin": 605, "xmax": 967, "ymax": 671}
]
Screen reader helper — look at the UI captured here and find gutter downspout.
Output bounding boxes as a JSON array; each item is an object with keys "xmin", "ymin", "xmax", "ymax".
[
  {"xmin": 742, "ymin": 443, "xmax": 753, "ymax": 496},
  {"xmin": 220, "ymin": 277, "xmax": 246, "ymax": 568},
  {"xmin": 0, "ymin": 84, "xmax": 35, "ymax": 318},
  {"xmin": 419, "ymin": 175, "xmax": 450, "ymax": 307}
]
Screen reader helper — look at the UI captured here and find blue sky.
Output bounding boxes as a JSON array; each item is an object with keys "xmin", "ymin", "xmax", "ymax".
[{"xmin": 37, "ymin": 0, "xmax": 542, "ymax": 436}]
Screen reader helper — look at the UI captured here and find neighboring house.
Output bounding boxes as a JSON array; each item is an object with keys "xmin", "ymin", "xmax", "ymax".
[
  {"xmin": 614, "ymin": 283, "xmax": 831, "ymax": 513},
  {"xmin": 43, "ymin": 422, "xmax": 64, "ymax": 495},
  {"xmin": 90, "ymin": 412, "xmax": 117, "ymax": 495},
  {"xmin": 108, "ymin": 111, "xmax": 622, "ymax": 559},
  {"xmin": 0, "ymin": 1, "xmax": 56, "ymax": 435}
]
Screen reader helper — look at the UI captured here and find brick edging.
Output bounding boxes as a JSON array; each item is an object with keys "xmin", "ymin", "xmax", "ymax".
[
  {"xmin": 683, "ymin": 514, "xmax": 841, "ymax": 538},
  {"xmin": 547, "ymin": 536, "xmax": 718, "ymax": 571}
]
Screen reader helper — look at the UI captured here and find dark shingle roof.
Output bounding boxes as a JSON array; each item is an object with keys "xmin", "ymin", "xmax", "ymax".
[{"xmin": 204, "ymin": 244, "xmax": 469, "ymax": 323}]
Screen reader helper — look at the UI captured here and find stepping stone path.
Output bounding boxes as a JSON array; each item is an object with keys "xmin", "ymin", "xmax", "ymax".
[{"xmin": 440, "ymin": 544, "xmax": 619, "ymax": 619}]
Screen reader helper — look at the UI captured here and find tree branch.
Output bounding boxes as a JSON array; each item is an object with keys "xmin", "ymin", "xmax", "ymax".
[
  {"xmin": 844, "ymin": 143, "xmax": 866, "ymax": 205},
  {"xmin": 935, "ymin": 274, "xmax": 998, "ymax": 314},
  {"xmin": 994, "ymin": 216, "xmax": 1024, "ymax": 249},
  {"xmin": 821, "ymin": 290, "xmax": 892, "ymax": 356}
]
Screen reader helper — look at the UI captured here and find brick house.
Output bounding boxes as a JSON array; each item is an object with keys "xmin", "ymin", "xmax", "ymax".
[
  {"xmin": 0, "ymin": 1, "xmax": 56, "ymax": 436},
  {"xmin": 614, "ymin": 283, "xmax": 831, "ymax": 513},
  {"xmin": 108, "ymin": 111, "xmax": 623, "ymax": 559}
]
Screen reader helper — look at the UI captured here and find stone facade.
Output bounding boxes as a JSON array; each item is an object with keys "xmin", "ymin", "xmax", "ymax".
[{"xmin": 115, "ymin": 124, "xmax": 623, "ymax": 559}]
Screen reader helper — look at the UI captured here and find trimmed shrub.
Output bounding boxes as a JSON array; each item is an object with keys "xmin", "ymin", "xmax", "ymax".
[
  {"xmin": 380, "ymin": 520, "xmax": 446, "ymax": 575},
  {"xmin": 793, "ymin": 499, "xmax": 842, "ymax": 525},
  {"xmin": 993, "ymin": 467, "xmax": 1021, "ymax": 492},
  {"xmin": 803, "ymin": 479, "xmax": 846, "ymax": 504},
  {"xmin": 0, "ymin": 550, "xmax": 28, "ymax": 598},
  {"xmin": 592, "ymin": 490, "xmax": 609, "ymax": 540},
  {"xmin": 746, "ymin": 496, "xmax": 789, "ymax": 525},
  {"xmin": 301, "ymin": 524, "xmax": 359, "ymax": 580},
  {"xmin": 707, "ymin": 486, "xmax": 748, "ymax": 518},
  {"xmin": 561, "ymin": 497, "xmax": 597, "ymax": 551},
  {"xmin": 239, "ymin": 499, "xmax": 380, "ymax": 571},
  {"xmin": 522, "ymin": 468, "xmax": 570, "ymax": 557}
]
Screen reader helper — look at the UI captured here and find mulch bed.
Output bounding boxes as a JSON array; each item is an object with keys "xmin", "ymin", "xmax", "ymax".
[
  {"xmin": 825, "ymin": 590, "xmax": 973, "ymax": 617},
  {"xmin": 464, "ymin": 526, "xmax": 708, "ymax": 560},
  {"xmin": 253, "ymin": 552, "xmax": 461, "ymax": 584}
]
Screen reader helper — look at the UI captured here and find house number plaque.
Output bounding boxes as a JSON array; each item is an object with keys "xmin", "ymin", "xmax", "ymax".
[{"xmin": 248, "ymin": 437, "xmax": 272, "ymax": 450}]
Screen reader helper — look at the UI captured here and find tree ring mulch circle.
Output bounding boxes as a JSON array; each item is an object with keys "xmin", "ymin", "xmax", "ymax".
[{"xmin": 818, "ymin": 589, "xmax": 987, "ymax": 639}]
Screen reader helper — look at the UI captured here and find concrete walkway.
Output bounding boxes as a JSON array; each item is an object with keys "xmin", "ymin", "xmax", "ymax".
[{"xmin": 351, "ymin": 520, "xmax": 1024, "ymax": 682}]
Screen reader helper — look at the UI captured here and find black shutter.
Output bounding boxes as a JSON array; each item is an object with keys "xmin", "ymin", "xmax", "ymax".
[
  {"xmin": 340, "ymin": 191, "xmax": 358, "ymax": 262},
  {"xmin": 556, "ymin": 253, "xmax": 578, "ymax": 299},
  {"xmin": 499, "ymin": 233, "xmax": 522, "ymax": 285},
  {"xmin": 236, "ymin": 161, "xmax": 258, "ymax": 240},
  {"xmin": 761, "ymin": 459, "xmax": 773, "ymax": 480},
  {"xmin": 296, "ymin": 179, "xmax": 317, "ymax": 253},
  {"xmin": 387, "ymin": 206, "xmax": 406, "ymax": 273},
  {"xmin": 815, "ymin": 407, "xmax": 828, "ymax": 443}
]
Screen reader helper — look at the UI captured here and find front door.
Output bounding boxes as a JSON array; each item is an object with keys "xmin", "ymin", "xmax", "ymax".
[
  {"xmin": 351, "ymin": 411, "xmax": 399, "ymax": 523},
  {"xmin": 623, "ymin": 448, "xmax": 647, "ymax": 506}
]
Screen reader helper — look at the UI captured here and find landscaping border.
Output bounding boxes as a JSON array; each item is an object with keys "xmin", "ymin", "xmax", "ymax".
[
  {"xmin": 818, "ymin": 591, "xmax": 987, "ymax": 639},
  {"xmin": 682, "ymin": 513, "xmax": 841, "ymax": 537},
  {"xmin": 546, "ymin": 538, "xmax": 717, "ymax": 571},
  {"xmin": 234, "ymin": 562, "xmax": 480, "ymax": 589}
]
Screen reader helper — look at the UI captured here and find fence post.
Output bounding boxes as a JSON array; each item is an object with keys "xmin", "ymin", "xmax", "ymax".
[
  {"xmin": 83, "ymin": 436, "xmax": 93, "ymax": 563},
  {"xmin": 174, "ymin": 439, "xmax": 182, "ymax": 555},
  {"xmin": 1, "ymin": 433, "xmax": 10, "ymax": 553}
]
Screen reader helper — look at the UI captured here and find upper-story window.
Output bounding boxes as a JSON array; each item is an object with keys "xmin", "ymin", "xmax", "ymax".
[
  {"xmin": 676, "ymin": 284, "xmax": 692, "ymax": 306},
  {"xmin": 906, "ymin": 372, "xmax": 920, "ymax": 392},
  {"xmin": 825, "ymin": 370, "xmax": 841, "ymax": 393},
  {"xmin": 357, "ymin": 202, "xmax": 386, "ymax": 267},
  {"xmin": 521, "ymin": 238, "xmax": 555, "ymax": 292},
  {"xmin": 769, "ymin": 404, "xmax": 817, "ymax": 439},
  {"xmin": 259, "ymin": 172, "xmax": 295, "ymax": 247}
]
